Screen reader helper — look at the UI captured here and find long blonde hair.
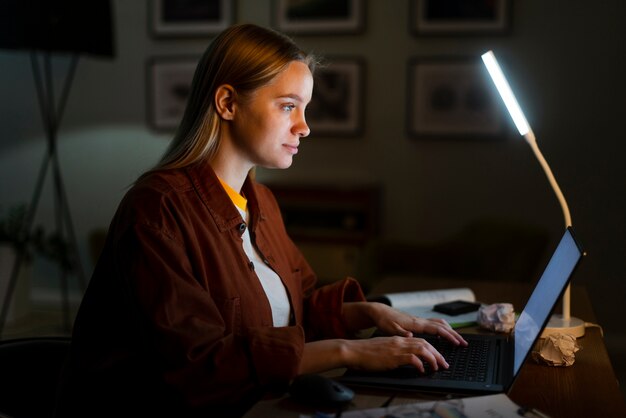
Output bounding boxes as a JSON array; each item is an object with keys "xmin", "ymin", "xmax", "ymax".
[{"xmin": 155, "ymin": 23, "xmax": 317, "ymax": 171}]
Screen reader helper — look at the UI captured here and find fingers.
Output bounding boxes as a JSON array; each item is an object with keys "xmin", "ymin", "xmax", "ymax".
[
  {"xmin": 390, "ymin": 336, "xmax": 449, "ymax": 373},
  {"xmin": 389, "ymin": 322, "xmax": 414, "ymax": 338},
  {"xmin": 378, "ymin": 309, "xmax": 467, "ymax": 346},
  {"xmin": 409, "ymin": 339, "xmax": 450, "ymax": 373},
  {"xmin": 423, "ymin": 318, "xmax": 468, "ymax": 346},
  {"xmin": 351, "ymin": 336, "xmax": 451, "ymax": 374}
]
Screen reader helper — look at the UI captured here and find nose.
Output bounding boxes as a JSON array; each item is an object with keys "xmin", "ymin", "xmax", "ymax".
[{"xmin": 294, "ymin": 112, "xmax": 310, "ymax": 138}]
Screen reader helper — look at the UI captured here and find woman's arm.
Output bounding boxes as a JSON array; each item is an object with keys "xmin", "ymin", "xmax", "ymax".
[
  {"xmin": 298, "ymin": 335, "xmax": 449, "ymax": 375},
  {"xmin": 298, "ymin": 301, "xmax": 469, "ymax": 376}
]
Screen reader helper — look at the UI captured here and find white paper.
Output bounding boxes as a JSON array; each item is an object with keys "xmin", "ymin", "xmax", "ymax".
[
  {"xmin": 384, "ymin": 288, "xmax": 476, "ymax": 308},
  {"xmin": 300, "ymin": 393, "xmax": 538, "ymax": 418},
  {"xmin": 477, "ymin": 303, "xmax": 515, "ymax": 333}
]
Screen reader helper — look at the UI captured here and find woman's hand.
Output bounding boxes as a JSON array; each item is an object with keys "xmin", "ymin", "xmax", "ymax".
[
  {"xmin": 300, "ymin": 335, "xmax": 449, "ymax": 375},
  {"xmin": 344, "ymin": 336, "xmax": 450, "ymax": 373},
  {"xmin": 343, "ymin": 301, "xmax": 468, "ymax": 347}
]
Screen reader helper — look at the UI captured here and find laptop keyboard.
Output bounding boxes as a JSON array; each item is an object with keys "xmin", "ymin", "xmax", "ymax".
[
  {"xmin": 389, "ymin": 336, "xmax": 491, "ymax": 382},
  {"xmin": 426, "ymin": 336, "xmax": 490, "ymax": 382}
]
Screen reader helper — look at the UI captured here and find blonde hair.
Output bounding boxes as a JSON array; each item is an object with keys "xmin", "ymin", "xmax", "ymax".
[{"xmin": 154, "ymin": 23, "xmax": 316, "ymax": 171}]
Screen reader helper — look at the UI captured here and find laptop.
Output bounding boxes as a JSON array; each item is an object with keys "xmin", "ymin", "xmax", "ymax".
[{"xmin": 340, "ymin": 226, "xmax": 585, "ymax": 395}]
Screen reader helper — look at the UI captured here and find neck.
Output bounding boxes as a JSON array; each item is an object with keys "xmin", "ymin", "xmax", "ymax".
[
  {"xmin": 210, "ymin": 158, "xmax": 251, "ymax": 193},
  {"xmin": 210, "ymin": 135, "xmax": 255, "ymax": 192}
]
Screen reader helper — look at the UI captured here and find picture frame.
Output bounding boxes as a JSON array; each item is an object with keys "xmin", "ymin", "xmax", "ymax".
[
  {"xmin": 410, "ymin": 0, "xmax": 511, "ymax": 35},
  {"xmin": 272, "ymin": 0, "xmax": 364, "ymax": 35},
  {"xmin": 406, "ymin": 57, "xmax": 505, "ymax": 139},
  {"xmin": 307, "ymin": 57, "xmax": 365, "ymax": 137},
  {"xmin": 147, "ymin": 56, "xmax": 199, "ymax": 131},
  {"xmin": 149, "ymin": 0, "xmax": 233, "ymax": 38}
]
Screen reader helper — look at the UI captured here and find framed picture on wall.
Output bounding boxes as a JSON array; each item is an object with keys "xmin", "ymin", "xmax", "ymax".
[
  {"xmin": 410, "ymin": 0, "xmax": 511, "ymax": 35},
  {"xmin": 406, "ymin": 57, "xmax": 505, "ymax": 139},
  {"xmin": 150, "ymin": 0, "xmax": 233, "ymax": 37},
  {"xmin": 307, "ymin": 57, "xmax": 365, "ymax": 137},
  {"xmin": 272, "ymin": 0, "xmax": 364, "ymax": 34},
  {"xmin": 147, "ymin": 56, "xmax": 198, "ymax": 131}
]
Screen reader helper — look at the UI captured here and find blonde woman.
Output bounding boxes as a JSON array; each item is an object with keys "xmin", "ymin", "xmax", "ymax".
[{"xmin": 55, "ymin": 24, "xmax": 465, "ymax": 418}]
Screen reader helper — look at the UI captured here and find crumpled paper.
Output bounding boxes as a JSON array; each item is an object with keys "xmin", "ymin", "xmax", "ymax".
[
  {"xmin": 532, "ymin": 333, "xmax": 580, "ymax": 366},
  {"xmin": 477, "ymin": 303, "xmax": 515, "ymax": 333}
]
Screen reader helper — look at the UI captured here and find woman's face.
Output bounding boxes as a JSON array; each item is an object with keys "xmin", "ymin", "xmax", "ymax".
[{"xmin": 227, "ymin": 60, "xmax": 314, "ymax": 171}]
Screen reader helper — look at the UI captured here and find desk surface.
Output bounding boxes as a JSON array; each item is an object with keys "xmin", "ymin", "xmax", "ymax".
[{"xmin": 245, "ymin": 277, "xmax": 626, "ymax": 418}]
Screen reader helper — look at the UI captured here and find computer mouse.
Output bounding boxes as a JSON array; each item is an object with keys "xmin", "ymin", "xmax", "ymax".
[{"xmin": 289, "ymin": 374, "xmax": 355, "ymax": 406}]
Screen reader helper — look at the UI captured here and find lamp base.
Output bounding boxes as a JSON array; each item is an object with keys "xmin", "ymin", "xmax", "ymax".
[{"xmin": 540, "ymin": 314, "xmax": 585, "ymax": 338}]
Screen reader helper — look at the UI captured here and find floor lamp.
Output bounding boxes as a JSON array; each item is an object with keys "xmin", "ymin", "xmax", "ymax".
[
  {"xmin": 0, "ymin": 0, "xmax": 114, "ymax": 335},
  {"xmin": 481, "ymin": 50, "xmax": 586, "ymax": 338}
]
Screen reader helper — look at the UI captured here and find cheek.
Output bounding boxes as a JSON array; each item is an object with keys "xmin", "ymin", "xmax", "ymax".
[
  {"xmin": 257, "ymin": 113, "xmax": 286, "ymax": 138},
  {"xmin": 242, "ymin": 104, "xmax": 274, "ymax": 131},
  {"xmin": 233, "ymin": 107, "xmax": 263, "ymax": 137}
]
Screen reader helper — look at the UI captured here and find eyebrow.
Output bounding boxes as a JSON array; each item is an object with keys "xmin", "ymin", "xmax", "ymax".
[
  {"xmin": 277, "ymin": 93, "xmax": 304, "ymax": 102},
  {"xmin": 278, "ymin": 93, "xmax": 313, "ymax": 106}
]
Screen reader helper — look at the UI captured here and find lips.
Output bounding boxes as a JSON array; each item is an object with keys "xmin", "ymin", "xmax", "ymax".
[{"xmin": 284, "ymin": 143, "xmax": 299, "ymax": 154}]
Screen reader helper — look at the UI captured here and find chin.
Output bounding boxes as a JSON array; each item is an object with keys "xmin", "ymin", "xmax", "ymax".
[
  {"xmin": 262, "ymin": 159, "xmax": 293, "ymax": 170},
  {"xmin": 277, "ymin": 158, "xmax": 294, "ymax": 169}
]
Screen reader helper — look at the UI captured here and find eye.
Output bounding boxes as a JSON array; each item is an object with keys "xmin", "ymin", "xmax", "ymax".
[{"xmin": 281, "ymin": 103, "xmax": 296, "ymax": 112}]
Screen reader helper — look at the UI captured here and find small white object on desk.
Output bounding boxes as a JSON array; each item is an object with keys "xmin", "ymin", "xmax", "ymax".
[{"xmin": 477, "ymin": 303, "xmax": 516, "ymax": 333}]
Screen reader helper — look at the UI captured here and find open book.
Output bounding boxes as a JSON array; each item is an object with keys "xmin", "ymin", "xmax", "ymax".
[{"xmin": 370, "ymin": 288, "xmax": 479, "ymax": 328}]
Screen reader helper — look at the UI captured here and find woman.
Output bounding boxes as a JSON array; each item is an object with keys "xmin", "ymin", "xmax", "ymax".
[{"xmin": 54, "ymin": 23, "xmax": 466, "ymax": 418}]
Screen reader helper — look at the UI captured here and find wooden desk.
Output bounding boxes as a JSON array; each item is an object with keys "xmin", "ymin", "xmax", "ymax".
[{"xmin": 245, "ymin": 277, "xmax": 626, "ymax": 418}]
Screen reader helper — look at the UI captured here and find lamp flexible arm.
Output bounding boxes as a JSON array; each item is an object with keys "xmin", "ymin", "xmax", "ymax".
[
  {"xmin": 523, "ymin": 129, "xmax": 573, "ymax": 320},
  {"xmin": 523, "ymin": 130, "xmax": 572, "ymax": 229}
]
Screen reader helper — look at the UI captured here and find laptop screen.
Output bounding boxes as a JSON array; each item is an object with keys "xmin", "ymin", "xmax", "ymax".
[{"xmin": 513, "ymin": 227, "xmax": 584, "ymax": 373}]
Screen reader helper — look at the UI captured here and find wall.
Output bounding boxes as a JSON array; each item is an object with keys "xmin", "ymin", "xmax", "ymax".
[{"xmin": 1, "ymin": 0, "xmax": 625, "ymax": 382}]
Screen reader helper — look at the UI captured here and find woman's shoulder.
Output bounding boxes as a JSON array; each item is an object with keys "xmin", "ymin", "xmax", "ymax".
[
  {"xmin": 133, "ymin": 168, "xmax": 193, "ymax": 195},
  {"xmin": 116, "ymin": 169, "xmax": 194, "ymax": 225}
]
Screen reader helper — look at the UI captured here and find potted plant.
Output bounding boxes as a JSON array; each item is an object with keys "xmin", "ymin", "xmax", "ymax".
[
  {"xmin": 0, "ymin": 204, "xmax": 36, "ymax": 323},
  {"xmin": 0, "ymin": 204, "xmax": 74, "ymax": 267},
  {"xmin": 0, "ymin": 204, "xmax": 73, "ymax": 324}
]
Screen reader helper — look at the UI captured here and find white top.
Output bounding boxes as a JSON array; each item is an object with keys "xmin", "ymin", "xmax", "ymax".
[{"xmin": 236, "ymin": 206, "xmax": 291, "ymax": 327}]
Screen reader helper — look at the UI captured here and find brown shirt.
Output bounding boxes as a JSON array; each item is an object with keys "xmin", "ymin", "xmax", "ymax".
[{"xmin": 55, "ymin": 163, "xmax": 365, "ymax": 417}]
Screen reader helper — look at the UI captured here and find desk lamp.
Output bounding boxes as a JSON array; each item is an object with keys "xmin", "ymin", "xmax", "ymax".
[{"xmin": 481, "ymin": 50, "xmax": 585, "ymax": 338}]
